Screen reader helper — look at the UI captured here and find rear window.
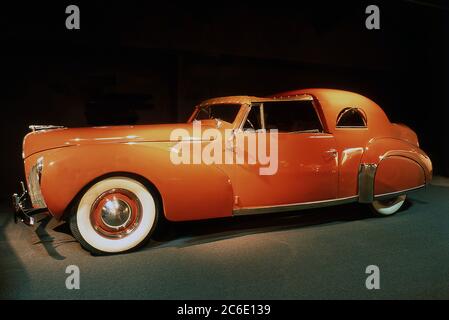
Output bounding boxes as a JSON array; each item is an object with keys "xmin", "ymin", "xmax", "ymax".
[{"xmin": 336, "ymin": 107, "xmax": 367, "ymax": 128}]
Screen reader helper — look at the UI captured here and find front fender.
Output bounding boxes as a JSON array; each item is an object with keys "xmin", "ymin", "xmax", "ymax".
[{"xmin": 38, "ymin": 142, "xmax": 234, "ymax": 221}]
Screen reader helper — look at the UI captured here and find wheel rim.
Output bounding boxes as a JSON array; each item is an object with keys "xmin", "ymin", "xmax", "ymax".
[{"xmin": 90, "ymin": 188, "xmax": 142, "ymax": 239}]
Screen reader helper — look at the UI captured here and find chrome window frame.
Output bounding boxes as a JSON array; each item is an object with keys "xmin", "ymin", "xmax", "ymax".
[
  {"xmin": 239, "ymin": 96, "xmax": 326, "ymax": 134},
  {"xmin": 336, "ymin": 107, "xmax": 368, "ymax": 128},
  {"xmin": 190, "ymin": 103, "xmax": 243, "ymax": 127}
]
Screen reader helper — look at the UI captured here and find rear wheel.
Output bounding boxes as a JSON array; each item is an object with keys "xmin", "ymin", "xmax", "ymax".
[
  {"xmin": 370, "ymin": 195, "xmax": 406, "ymax": 216},
  {"xmin": 70, "ymin": 176, "xmax": 158, "ymax": 254}
]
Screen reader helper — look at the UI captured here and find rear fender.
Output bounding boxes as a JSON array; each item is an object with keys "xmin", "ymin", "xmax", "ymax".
[{"xmin": 358, "ymin": 137, "xmax": 432, "ymax": 203}]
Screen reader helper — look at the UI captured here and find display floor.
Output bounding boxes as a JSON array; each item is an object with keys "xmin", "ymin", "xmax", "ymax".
[{"xmin": 1, "ymin": 182, "xmax": 448, "ymax": 299}]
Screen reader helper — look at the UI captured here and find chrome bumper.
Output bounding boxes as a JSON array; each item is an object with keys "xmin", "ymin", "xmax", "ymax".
[{"xmin": 11, "ymin": 181, "xmax": 47, "ymax": 226}]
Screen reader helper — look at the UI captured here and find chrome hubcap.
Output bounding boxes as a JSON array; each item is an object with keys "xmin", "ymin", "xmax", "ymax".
[
  {"xmin": 90, "ymin": 188, "xmax": 142, "ymax": 239},
  {"xmin": 100, "ymin": 198, "xmax": 132, "ymax": 229}
]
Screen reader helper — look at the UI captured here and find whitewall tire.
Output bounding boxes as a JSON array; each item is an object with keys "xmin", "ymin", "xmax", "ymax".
[
  {"xmin": 70, "ymin": 176, "xmax": 158, "ymax": 254},
  {"xmin": 370, "ymin": 195, "xmax": 407, "ymax": 216}
]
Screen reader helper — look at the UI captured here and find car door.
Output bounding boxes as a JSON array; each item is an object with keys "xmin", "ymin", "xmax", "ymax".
[{"xmin": 230, "ymin": 98, "xmax": 339, "ymax": 210}]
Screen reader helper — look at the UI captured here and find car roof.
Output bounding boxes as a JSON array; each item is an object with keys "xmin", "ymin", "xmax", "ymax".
[
  {"xmin": 198, "ymin": 89, "xmax": 391, "ymax": 132},
  {"xmin": 199, "ymin": 89, "xmax": 376, "ymax": 106},
  {"xmin": 198, "ymin": 96, "xmax": 264, "ymax": 107},
  {"xmin": 198, "ymin": 93, "xmax": 313, "ymax": 107},
  {"xmin": 272, "ymin": 88, "xmax": 391, "ymax": 132}
]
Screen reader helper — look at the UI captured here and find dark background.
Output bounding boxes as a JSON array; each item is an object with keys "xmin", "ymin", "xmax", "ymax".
[{"xmin": 0, "ymin": 1, "xmax": 448, "ymax": 201}]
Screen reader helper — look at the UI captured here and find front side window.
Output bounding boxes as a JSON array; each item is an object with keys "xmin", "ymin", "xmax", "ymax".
[
  {"xmin": 194, "ymin": 103, "xmax": 241, "ymax": 124},
  {"xmin": 336, "ymin": 107, "xmax": 367, "ymax": 128},
  {"xmin": 244, "ymin": 100, "xmax": 323, "ymax": 133}
]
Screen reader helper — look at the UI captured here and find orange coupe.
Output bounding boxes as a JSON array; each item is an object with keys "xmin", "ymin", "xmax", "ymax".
[{"xmin": 12, "ymin": 89, "xmax": 432, "ymax": 254}]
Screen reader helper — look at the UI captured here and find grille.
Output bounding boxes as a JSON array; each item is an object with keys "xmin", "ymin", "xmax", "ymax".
[{"xmin": 28, "ymin": 163, "xmax": 47, "ymax": 208}]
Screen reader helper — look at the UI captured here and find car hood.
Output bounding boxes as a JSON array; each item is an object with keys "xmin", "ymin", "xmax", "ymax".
[{"xmin": 22, "ymin": 123, "xmax": 215, "ymax": 159}]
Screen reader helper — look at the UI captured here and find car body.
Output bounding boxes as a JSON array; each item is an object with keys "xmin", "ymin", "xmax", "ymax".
[{"xmin": 13, "ymin": 88, "xmax": 433, "ymax": 254}]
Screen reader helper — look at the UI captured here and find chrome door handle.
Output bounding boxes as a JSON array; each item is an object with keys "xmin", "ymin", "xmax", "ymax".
[{"xmin": 325, "ymin": 149, "xmax": 338, "ymax": 157}]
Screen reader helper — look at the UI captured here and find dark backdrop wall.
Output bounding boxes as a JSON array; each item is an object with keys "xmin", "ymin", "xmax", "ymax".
[{"xmin": 0, "ymin": 1, "xmax": 448, "ymax": 201}]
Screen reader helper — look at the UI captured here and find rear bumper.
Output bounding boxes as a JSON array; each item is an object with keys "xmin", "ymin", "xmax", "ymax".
[{"xmin": 12, "ymin": 181, "xmax": 47, "ymax": 226}]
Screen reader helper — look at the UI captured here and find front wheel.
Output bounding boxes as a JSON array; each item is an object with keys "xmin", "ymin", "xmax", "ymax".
[
  {"xmin": 70, "ymin": 177, "xmax": 159, "ymax": 254},
  {"xmin": 370, "ymin": 195, "xmax": 407, "ymax": 217}
]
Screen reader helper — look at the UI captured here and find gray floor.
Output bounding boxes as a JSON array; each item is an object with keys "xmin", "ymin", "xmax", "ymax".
[{"xmin": 1, "ymin": 184, "xmax": 449, "ymax": 299}]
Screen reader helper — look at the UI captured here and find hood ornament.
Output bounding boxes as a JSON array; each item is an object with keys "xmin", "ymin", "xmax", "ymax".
[{"xmin": 29, "ymin": 125, "xmax": 66, "ymax": 132}]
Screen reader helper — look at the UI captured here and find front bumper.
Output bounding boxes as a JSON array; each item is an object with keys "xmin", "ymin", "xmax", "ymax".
[{"xmin": 12, "ymin": 181, "xmax": 47, "ymax": 226}]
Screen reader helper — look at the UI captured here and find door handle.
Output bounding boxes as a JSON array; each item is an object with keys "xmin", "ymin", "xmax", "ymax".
[{"xmin": 325, "ymin": 149, "xmax": 338, "ymax": 157}]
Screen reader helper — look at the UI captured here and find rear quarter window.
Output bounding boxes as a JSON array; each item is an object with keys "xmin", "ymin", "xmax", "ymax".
[{"xmin": 336, "ymin": 107, "xmax": 367, "ymax": 128}]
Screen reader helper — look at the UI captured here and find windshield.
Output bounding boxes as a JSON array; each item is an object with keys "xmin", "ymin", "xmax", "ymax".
[{"xmin": 194, "ymin": 103, "xmax": 241, "ymax": 124}]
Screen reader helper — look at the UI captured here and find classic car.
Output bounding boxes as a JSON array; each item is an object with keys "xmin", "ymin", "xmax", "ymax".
[{"xmin": 12, "ymin": 88, "xmax": 432, "ymax": 254}]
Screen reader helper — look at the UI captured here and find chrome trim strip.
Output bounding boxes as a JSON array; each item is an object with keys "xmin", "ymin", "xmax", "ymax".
[
  {"xmin": 232, "ymin": 183, "xmax": 425, "ymax": 217},
  {"xmin": 374, "ymin": 184, "xmax": 425, "ymax": 201},
  {"xmin": 270, "ymin": 94, "xmax": 314, "ymax": 101},
  {"xmin": 233, "ymin": 196, "xmax": 358, "ymax": 216},
  {"xmin": 358, "ymin": 163, "xmax": 377, "ymax": 203}
]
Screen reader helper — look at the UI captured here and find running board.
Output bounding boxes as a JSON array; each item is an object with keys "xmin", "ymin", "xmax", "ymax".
[
  {"xmin": 233, "ymin": 184, "xmax": 426, "ymax": 217},
  {"xmin": 233, "ymin": 196, "xmax": 358, "ymax": 216}
]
